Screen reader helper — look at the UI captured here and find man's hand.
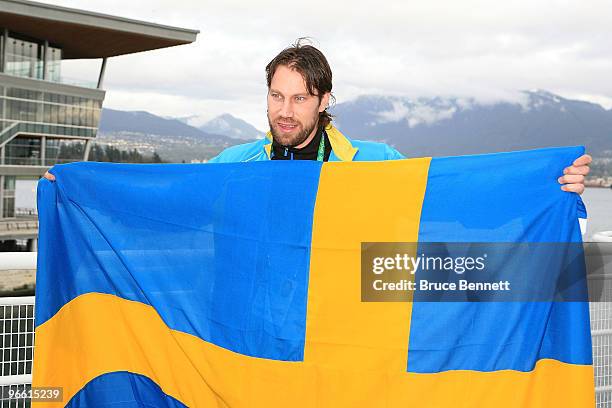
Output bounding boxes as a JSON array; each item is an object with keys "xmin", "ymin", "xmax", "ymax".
[
  {"xmin": 43, "ymin": 171, "xmax": 55, "ymax": 181},
  {"xmin": 558, "ymin": 154, "xmax": 591, "ymax": 195}
]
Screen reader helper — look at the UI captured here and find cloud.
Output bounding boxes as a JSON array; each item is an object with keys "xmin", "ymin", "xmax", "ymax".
[
  {"xmin": 45, "ymin": 0, "xmax": 612, "ymax": 126},
  {"xmin": 375, "ymin": 100, "xmax": 458, "ymax": 127},
  {"xmin": 103, "ymin": 90, "xmax": 269, "ymax": 131}
]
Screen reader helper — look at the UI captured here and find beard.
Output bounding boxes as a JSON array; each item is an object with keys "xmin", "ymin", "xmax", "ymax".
[{"xmin": 268, "ymin": 114, "xmax": 319, "ymax": 147}]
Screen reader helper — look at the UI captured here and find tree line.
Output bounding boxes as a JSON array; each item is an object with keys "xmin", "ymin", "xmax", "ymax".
[{"xmin": 56, "ymin": 142, "xmax": 164, "ymax": 163}]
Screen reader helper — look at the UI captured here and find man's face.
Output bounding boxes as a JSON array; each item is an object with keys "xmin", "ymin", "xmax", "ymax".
[{"xmin": 267, "ymin": 65, "xmax": 329, "ymax": 147}]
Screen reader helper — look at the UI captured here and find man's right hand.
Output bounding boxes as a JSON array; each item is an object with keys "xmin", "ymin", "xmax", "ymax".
[{"xmin": 43, "ymin": 171, "xmax": 55, "ymax": 181}]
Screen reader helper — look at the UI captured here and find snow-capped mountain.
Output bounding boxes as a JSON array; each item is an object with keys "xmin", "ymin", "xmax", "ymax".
[
  {"xmin": 199, "ymin": 113, "xmax": 265, "ymax": 140},
  {"xmin": 98, "ymin": 108, "xmax": 244, "ymax": 162},
  {"xmin": 331, "ymin": 90, "xmax": 612, "ymax": 157},
  {"xmin": 100, "ymin": 109, "xmax": 234, "ymax": 143}
]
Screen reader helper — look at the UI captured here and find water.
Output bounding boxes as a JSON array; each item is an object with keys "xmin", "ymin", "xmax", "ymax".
[{"xmin": 582, "ymin": 187, "xmax": 612, "ymax": 240}]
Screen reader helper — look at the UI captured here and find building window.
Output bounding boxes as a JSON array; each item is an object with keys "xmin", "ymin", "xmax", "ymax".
[
  {"xmin": 3, "ymin": 88, "xmax": 100, "ymax": 123},
  {"xmin": 1, "ymin": 87, "xmax": 102, "ymax": 142},
  {"xmin": 5, "ymin": 88, "xmax": 40, "ymax": 122},
  {"xmin": 5, "ymin": 37, "xmax": 42, "ymax": 80},
  {"xmin": 46, "ymin": 47, "xmax": 62, "ymax": 82},
  {"xmin": 44, "ymin": 139, "xmax": 85, "ymax": 166},
  {"xmin": 3, "ymin": 176, "xmax": 16, "ymax": 191},
  {"xmin": 2, "ymin": 176, "xmax": 16, "ymax": 218},
  {"xmin": 4, "ymin": 137, "xmax": 41, "ymax": 166},
  {"xmin": 2, "ymin": 196, "xmax": 15, "ymax": 218}
]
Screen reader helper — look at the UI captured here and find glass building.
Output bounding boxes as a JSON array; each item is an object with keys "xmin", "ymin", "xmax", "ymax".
[{"xmin": 0, "ymin": 0, "xmax": 198, "ymax": 247}]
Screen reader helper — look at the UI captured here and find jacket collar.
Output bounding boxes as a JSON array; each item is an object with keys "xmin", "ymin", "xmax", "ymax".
[{"xmin": 264, "ymin": 123, "xmax": 358, "ymax": 162}]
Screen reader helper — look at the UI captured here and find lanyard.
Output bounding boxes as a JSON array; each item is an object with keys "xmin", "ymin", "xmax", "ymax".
[
  {"xmin": 316, "ymin": 131, "xmax": 326, "ymax": 162},
  {"xmin": 272, "ymin": 131, "xmax": 327, "ymax": 161}
]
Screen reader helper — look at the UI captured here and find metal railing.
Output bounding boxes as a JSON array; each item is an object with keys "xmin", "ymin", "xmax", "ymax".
[
  {"xmin": 0, "ymin": 296, "xmax": 34, "ymax": 408},
  {"xmin": 4, "ymin": 64, "xmax": 97, "ymax": 89},
  {"xmin": 590, "ymin": 257, "xmax": 612, "ymax": 407}
]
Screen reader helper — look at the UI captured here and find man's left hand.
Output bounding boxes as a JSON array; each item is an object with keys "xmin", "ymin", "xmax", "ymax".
[{"xmin": 558, "ymin": 154, "xmax": 592, "ymax": 195}]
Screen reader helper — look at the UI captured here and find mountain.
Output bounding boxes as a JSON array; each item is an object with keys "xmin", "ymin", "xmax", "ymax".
[
  {"xmin": 98, "ymin": 108, "xmax": 244, "ymax": 162},
  {"xmin": 331, "ymin": 90, "xmax": 612, "ymax": 157},
  {"xmin": 100, "ymin": 109, "xmax": 232, "ymax": 143},
  {"xmin": 199, "ymin": 113, "xmax": 265, "ymax": 140},
  {"xmin": 97, "ymin": 91, "xmax": 612, "ymax": 163}
]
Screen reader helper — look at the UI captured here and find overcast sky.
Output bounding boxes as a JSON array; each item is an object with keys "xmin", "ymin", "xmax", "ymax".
[{"xmin": 48, "ymin": 0, "xmax": 612, "ymax": 131}]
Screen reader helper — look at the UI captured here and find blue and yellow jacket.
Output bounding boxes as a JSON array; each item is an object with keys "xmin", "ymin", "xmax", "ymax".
[{"xmin": 208, "ymin": 123, "xmax": 404, "ymax": 163}]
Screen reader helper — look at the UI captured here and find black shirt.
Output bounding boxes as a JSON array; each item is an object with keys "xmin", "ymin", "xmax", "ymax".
[{"xmin": 271, "ymin": 125, "xmax": 332, "ymax": 161}]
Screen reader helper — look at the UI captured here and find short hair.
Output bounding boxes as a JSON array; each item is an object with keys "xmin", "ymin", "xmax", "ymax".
[{"xmin": 266, "ymin": 38, "xmax": 335, "ymax": 127}]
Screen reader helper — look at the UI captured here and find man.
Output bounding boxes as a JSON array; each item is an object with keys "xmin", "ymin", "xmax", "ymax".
[{"xmin": 44, "ymin": 41, "xmax": 591, "ymax": 194}]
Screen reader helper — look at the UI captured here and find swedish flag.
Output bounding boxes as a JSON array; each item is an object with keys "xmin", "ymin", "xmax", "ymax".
[{"xmin": 34, "ymin": 146, "xmax": 593, "ymax": 407}]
